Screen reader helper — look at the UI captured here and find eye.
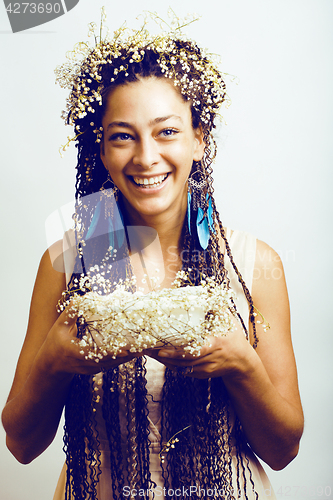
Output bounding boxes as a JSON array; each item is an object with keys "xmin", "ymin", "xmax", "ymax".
[
  {"xmin": 159, "ymin": 128, "xmax": 179, "ymax": 138},
  {"xmin": 109, "ymin": 132, "xmax": 133, "ymax": 142}
]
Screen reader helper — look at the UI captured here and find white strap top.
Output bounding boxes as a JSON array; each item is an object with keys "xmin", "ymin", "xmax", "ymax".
[{"xmin": 224, "ymin": 228, "xmax": 257, "ymax": 327}]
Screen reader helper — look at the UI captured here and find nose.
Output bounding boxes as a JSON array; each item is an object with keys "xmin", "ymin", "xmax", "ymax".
[{"xmin": 132, "ymin": 137, "xmax": 160, "ymax": 170}]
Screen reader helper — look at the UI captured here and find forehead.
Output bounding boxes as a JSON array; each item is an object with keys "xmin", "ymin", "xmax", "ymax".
[{"xmin": 103, "ymin": 77, "xmax": 192, "ymax": 122}]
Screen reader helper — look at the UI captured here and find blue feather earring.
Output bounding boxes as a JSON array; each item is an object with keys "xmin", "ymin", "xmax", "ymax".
[
  {"xmin": 85, "ymin": 176, "xmax": 125, "ymax": 250},
  {"xmin": 112, "ymin": 198, "xmax": 125, "ymax": 248},
  {"xmin": 103, "ymin": 184, "xmax": 125, "ymax": 249},
  {"xmin": 195, "ymin": 195, "xmax": 215, "ymax": 250},
  {"xmin": 99, "ymin": 174, "xmax": 126, "ymax": 250},
  {"xmin": 188, "ymin": 172, "xmax": 214, "ymax": 250},
  {"xmin": 196, "ymin": 206, "xmax": 210, "ymax": 250},
  {"xmin": 85, "ymin": 199, "xmax": 102, "ymax": 240},
  {"xmin": 187, "ymin": 190, "xmax": 191, "ymax": 235}
]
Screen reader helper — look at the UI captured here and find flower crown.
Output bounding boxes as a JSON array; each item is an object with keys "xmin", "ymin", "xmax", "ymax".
[{"xmin": 55, "ymin": 8, "xmax": 229, "ymax": 152}]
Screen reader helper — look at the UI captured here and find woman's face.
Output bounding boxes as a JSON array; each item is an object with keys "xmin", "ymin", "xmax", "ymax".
[{"xmin": 100, "ymin": 77, "xmax": 204, "ymax": 222}]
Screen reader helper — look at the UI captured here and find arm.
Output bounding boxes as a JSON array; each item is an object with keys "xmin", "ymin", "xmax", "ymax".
[
  {"xmin": 1, "ymin": 242, "xmax": 136, "ymax": 464},
  {"xmin": 2, "ymin": 243, "xmax": 69, "ymax": 463},
  {"xmin": 222, "ymin": 240, "xmax": 304, "ymax": 470},
  {"xmin": 156, "ymin": 240, "xmax": 304, "ymax": 470}
]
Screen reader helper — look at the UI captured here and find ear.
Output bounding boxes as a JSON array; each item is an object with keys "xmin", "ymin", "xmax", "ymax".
[{"xmin": 193, "ymin": 126, "xmax": 205, "ymax": 162}]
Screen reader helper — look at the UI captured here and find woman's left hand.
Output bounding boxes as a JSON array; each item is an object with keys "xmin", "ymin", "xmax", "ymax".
[{"xmin": 151, "ymin": 318, "xmax": 255, "ymax": 379}]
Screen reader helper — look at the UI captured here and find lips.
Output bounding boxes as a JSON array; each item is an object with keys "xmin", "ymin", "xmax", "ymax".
[{"xmin": 131, "ymin": 173, "xmax": 169, "ymax": 188}]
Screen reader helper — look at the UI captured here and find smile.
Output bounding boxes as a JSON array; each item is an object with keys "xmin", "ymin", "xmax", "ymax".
[{"xmin": 132, "ymin": 173, "xmax": 169, "ymax": 188}]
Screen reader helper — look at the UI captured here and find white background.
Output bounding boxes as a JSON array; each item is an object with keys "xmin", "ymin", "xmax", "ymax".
[{"xmin": 0, "ymin": 1, "xmax": 332, "ymax": 499}]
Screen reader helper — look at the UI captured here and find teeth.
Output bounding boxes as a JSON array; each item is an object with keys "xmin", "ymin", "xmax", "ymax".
[{"xmin": 133, "ymin": 174, "xmax": 168, "ymax": 187}]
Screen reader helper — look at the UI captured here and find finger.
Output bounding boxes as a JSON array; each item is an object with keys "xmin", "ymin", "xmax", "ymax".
[
  {"xmin": 157, "ymin": 335, "xmax": 221, "ymax": 360},
  {"xmin": 55, "ymin": 303, "xmax": 78, "ymax": 338},
  {"xmin": 157, "ymin": 347, "xmax": 201, "ymax": 360},
  {"xmin": 117, "ymin": 350, "xmax": 131, "ymax": 357}
]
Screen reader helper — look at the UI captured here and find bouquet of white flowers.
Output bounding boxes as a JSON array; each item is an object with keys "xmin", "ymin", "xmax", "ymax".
[{"xmin": 63, "ymin": 272, "xmax": 237, "ymax": 362}]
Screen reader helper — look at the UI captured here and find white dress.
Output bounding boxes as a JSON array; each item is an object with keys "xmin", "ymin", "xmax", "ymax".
[{"xmin": 53, "ymin": 229, "xmax": 276, "ymax": 500}]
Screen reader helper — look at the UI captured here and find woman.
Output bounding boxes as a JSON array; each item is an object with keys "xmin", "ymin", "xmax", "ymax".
[{"xmin": 1, "ymin": 11, "xmax": 303, "ymax": 500}]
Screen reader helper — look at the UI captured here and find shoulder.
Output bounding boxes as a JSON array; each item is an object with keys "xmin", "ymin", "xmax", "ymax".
[
  {"xmin": 224, "ymin": 232, "xmax": 284, "ymax": 282},
  {"xmin": 251, "ymin": 239, "xmax": 290, "ymax": 343},
  {"xmin": 30, "ymin": 240, "xmax": 67, "ymax": 325},
  {"xmin": 255, "ymin": 239, "xmax": 282, "ymax": 268},
  {"xmin": 253, "ymin": 239, "xmax": 287, "ymax": 294},
  {"xmin": 224, "ymin": 232, "xmax": 289, "ymax": 324},
  {"xmin": 218, "ymin": 228, "xmax": 286, "ymax": 294},
  {"xmin": 40, "ymin": 239, "xmax": 66, "ymax": 275}
]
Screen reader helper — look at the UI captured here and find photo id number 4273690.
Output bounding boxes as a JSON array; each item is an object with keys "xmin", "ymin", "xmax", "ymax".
[
  {"xmin": 276, "ymin": 486, "xmax": 331, "ymax": 497},
  {"xmin": 6, "ymin": 3, "xmax": 61, "ymax": 14}
]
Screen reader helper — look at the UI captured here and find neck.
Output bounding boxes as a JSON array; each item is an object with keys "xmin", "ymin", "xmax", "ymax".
[
  {"xmin": 119, "ymin": 195, "xmax": 187, "ymax": 290},
  {"xmin": 121, "ymin": 195, "xmax": 187, "ymax": 255}
]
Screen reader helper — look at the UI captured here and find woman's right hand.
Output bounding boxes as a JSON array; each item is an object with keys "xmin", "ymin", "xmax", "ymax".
[{"xmin": 36, "ymin": 306, "xmax": 137, "ymax": 378}]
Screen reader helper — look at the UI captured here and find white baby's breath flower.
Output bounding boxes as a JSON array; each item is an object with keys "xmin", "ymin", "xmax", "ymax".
[{"xmin": 67, "ymin": 271, "xmax": 238, "ymax": 362}]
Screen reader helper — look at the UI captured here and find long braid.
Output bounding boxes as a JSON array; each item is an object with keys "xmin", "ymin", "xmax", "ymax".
[
  {"xmin": 161, "ymin": 370, "xmax": 198, "ymax": 496},
  {"xmin": 210, "ymin": 378, "xmax": 235, "ymax": 498},
  {"xmin": 191, "ymin": 145, "xmax": 259, "ymax": 347},
  {"xmin": 101, "ymin": 367, "xmax": 125, "ymax": 498},
  {"xmin": 214, "ymin": 209, "xmax": 259, "ymax": 347},
  {"xmin": 64, "ymin": 375, "xmax": 101, "ymax": 499},
  {"xmin": 133, "ymin": 357, "xmax": 152, "ymax": 490}
]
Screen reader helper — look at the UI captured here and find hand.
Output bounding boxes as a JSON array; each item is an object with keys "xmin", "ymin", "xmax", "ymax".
[
  {"xmin": 36, "ymin": 308, "xmax": 140, "ymax": 378},
  {"xmin": 152, "ymin": 321, "xmax": 254, "ymax": 379}
]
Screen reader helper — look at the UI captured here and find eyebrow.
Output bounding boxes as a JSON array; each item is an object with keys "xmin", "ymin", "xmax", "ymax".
[
  {"xmin": 151, "ymin": 115, "xmax": 183, "ymax": 125},
  {"xmin": 106, "ymin": 115, "xmax": 183, "ymax": 131}
]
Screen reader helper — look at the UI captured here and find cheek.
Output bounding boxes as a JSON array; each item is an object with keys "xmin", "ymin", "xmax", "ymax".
[
  {"xmin": 103, "ymin": 148, "xmax": 126, "ymax": 173},
  {"xmin": 170, "ymin": 137, "xmax": 196, "ymax": 162},
  {"xmin": 177, "ymin": 141, "xmax": 197, "ymax": 173}
]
